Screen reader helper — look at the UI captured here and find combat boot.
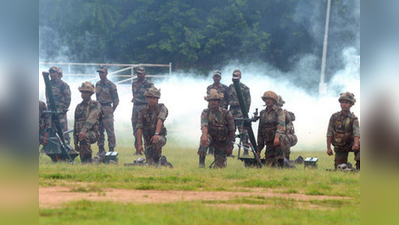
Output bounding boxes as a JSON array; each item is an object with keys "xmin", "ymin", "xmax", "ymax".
[
  {"xmin": 97, "ymin": 145, "xmax": 105, "ymax": 156},
  {"xmin": 199, "ymin": 155, "xmax": 206, "ymax": 168}
]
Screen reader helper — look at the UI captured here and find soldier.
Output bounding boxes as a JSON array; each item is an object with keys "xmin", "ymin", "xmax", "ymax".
[
  {"xmin": 275, "ymin": 95, "xmax": 298, "ymax": 161},
  {"xmin": 257, "ymin": 91, "xmax": 286, "ymax": 167},
  {"xmin": 198, "ymin": 89, "xmax": 235, "ymax": 168},
  {"xmin": 326, "ymin": 92, "xmax": 360, "ymax": 170},
  {"xmin": 206, "ymin": 70, "xmax": 229, "ymax": 155},
  {"xmin": 228, "ymin": 69, "xmax": 251, "ymax": 155},
  {"xmin": 136, "ymin": 87, "xmax": 168, "ymax": 166},
  {"xmin": 74, "ymin": 82, "xmax": 101, "ymax": 163},
  {"xmin": 39, "ymin": 101, "xmax": 49, "ymax": 146},
  {"xmin": 45, "ymin": 66, "xmax": 71, "ymax": 144},
  {"xmin": 131, "ymin": 67, "xmax": 154, "ymax": 155},
  {"xmin": 95, "ymin": 66, "xmax": 119, "ymax": 154}
]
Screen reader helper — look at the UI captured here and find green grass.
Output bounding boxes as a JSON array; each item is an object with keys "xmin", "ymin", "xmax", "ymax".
[{"xmin": 39, "ymin": 145, "xmax": 360, "ymax": 224}]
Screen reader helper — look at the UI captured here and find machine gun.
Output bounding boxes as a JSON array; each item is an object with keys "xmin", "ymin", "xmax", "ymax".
[
  {"xmin": 41, "ymin": 72, "xmax": 78, "ymax": 163},
  {"xmin": 232, "ymin": 76, "xmax": 263, "ymax": 167}
]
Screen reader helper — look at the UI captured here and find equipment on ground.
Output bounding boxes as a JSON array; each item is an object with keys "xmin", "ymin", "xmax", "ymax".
[{"xmin": 304, "ymin": 157, "xmax": 318, "ymax": 169}]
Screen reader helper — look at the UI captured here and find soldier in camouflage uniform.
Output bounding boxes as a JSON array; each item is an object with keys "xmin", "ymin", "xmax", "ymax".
[
  {"xmin": 131, "ymin": 67, "xmax": 154, "ymax": 155},
  {"xmin": 45, "ymin": 66, "xmax": 71, "ymax": 144},
  {"xmin": 95, "ymin": 66, "xmax": 119, "ymax": 154},
  {"xmin": 74, "ymin": 82, "xmax": 101, "ymax": 163},
  {"xmin": 275, "ymin": 95, "xmax": 298, "ymax": 160},
  {"xmin": 257, "ymin": 91, "xmax": 286, "ymax": 167},
  {"xmin": 206, "ymin": 70, "xmax": 230, "ymax": 155},
  {"xmin": 326, "ymin": 92, "xmax": 360, "ymax": 170},
  {"xmin": 39, "ymin": 101, "xmax": 49, "ymax": 146},
  {"xmin": 198, "ymin": 89, "xmax": 235, "ymax": 168},
  {"xmin": 228, "ymin": 69, "xmax": 251, "ymax": 155},
  {"xmin": 136, "ymin": 87, "xmax": 168, "ymax": 166}
]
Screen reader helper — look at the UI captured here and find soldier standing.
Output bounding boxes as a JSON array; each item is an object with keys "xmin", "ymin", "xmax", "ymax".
[
  {"xmin": 136, "ymin": 87, "xmax": 168, "ymax": 166},
  {"xmin": 275, "ymin": 95, "xmax": 298, "ymax": 160},
  {"xmin": 74, "ymin": 82, "xmax": 101, "ymax": 163},
  {"xmin": 228, "ymin": 69, "xmax": 251, "ymax": 155},
  {"xmin": 326, "ymin": 92, "xmax": 360, "ymax": 170},
  {"xmin": 46, "ymin": 66, "xmax": 71, "ymax": 144},
  {"xmin": 198, "ymin": 89, "xmax": 235, "ymax": 168},
  {"xmin": 257, "ymin": 91, "xmax": 286, "ymax": 167},
  {"xmin": 206, "ymin": 70, "xmax": 229, "ymax": 155},
  {"xmin": 95, "ymin": 66, "xmax": 119, "ymax": 154},
  {"xmin": 131, "ymin": 67, "xmax": 154, "ymax": 155}
]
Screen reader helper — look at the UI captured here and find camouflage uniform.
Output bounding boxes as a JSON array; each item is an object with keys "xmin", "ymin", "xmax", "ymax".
[
  {"xmin": 131, "ymin": 68, "xmax": 154, "ymax": 153},
  {"xmin": 39, "ymin": 101, "xmax": 49, "ymax": 145},
  {"xmin": 74, "ymin": 82, "xmax": 101, "ymax": 163},
  {"xmin": 198, "ymin": 107, "xmax": 235, "ymax": 168},
  {"xmin": 46, "ymin": 66, "xmax": 71, "ymax": 144},
  {"xmin": 96, "ymin": 76, "xmax": 119, "ymax": 152},
  {"xmin": 327, "ymin": 111, "xmax": 360, "ymax": 169},
  {"xmin": 207, "ymin": 70, "xmax": 229, "ymax": 109},
  {"xmin": 228, "ymin": 81, "xmax": 251, "ymax": 153},
  {"xmin": 257, "ymin": 91, "xmax": 286, "ymax": 167},
  {"xmin": 137, "ymin": 102, "xmax": 168, "ymax": 166}
]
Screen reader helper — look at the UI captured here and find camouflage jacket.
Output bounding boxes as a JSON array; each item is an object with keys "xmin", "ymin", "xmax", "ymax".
[
  {"xmin": 74, "ymin": 99, "xmax": 101, "ymax": 136},
  {"xmin": 201, "ymin": 107, "xmax": 235, "ymax": 142},
  {"xmin": 137, "ymin": 103, "xmax": 168, "ymax": 140},
  {"xmin": 46, "ymin": 78, "xmax": 71, "ymax": 112},
  {"xmin": 258, "ymin": 105, "xmax": 286, "ymax": 141},
  {"xmin": 96, "ymin": 79, "xmax": 119, "ymax": 107},
  {"xmin": 327, "ymin": 111, "xmax": 360, "ymax": 147},
  {"xmin": 228, "ymin": 82, "xmax": 251, "ymax": 112},
  {"xmin": 207, "ymin": 83, "xmax": 229, "ymax": 109},
  {"xmin": 131, "ymin": 78, "xmax": 154, "ymax": 104}
]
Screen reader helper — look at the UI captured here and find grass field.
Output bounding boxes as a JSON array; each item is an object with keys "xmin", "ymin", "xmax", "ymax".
[{"xmin": 39, "ymin": 143, "xmax": 360, "ymax": 225}]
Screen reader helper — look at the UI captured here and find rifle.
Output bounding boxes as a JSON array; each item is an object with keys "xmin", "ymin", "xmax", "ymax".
[
  {"xmin": 232, "ymin": 77, "xmax": 263, "ymax": 168},
  {"xmin": 41, "ymin": 72, "xmax": 77, "ymax": 164}
]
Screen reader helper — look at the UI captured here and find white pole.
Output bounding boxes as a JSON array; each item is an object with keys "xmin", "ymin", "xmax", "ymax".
[{"xmin": 319, "ymin": 0, "xmax": 331, "ymax": 95}]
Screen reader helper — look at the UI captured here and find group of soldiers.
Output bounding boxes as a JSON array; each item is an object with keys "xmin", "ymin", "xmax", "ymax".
[{"xmin": 39, "ymin": 66, "xmax": 360, "ymax": 170}]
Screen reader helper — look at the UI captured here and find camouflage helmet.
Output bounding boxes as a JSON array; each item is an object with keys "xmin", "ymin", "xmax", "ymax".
[
  {"xmin": 276, "ymin": 95, "xmax": 285, "ymax": 106},
  {"xmin": 49, "ymin": 66, "xmax": 61, "ymax": 74},
  {"xmin": 338, "ymin": 92, "xmax": 356, "ymax": 105},
  {"xmin": 144, "ymin": 87, "xmax": 161, "ymax": 98},
  {"xmin": 204, "ymin": 89, "xmax": 223, "ymax": 101},
  {"xmin": 78, "ymin": 81, "xmax": 95, "ymax": 93},
  {"xmin": 213, "ymin": 70, "xmax": 222, "ymax": 77},
  {"xmin": 261, "ymin": 91, "xmax": 278, "ymax": 102},
  {"xmin": 137, "ymin": 66, "xmax": 146, "ymax": 74}
]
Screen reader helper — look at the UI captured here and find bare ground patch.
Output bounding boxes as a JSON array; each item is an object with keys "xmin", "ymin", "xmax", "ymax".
[{"xmin": 39, "ymin": 184, "xmax": 350, "ymax": 209}]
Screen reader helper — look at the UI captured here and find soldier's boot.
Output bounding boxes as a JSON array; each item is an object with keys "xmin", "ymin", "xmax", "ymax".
[
  {"xmin": 199, "ymin": 155, "xmax": 206, "ymax": 168},
  {"xmin": 97, "ymin": 145, "xmax": 105, "ymax": 156},
  {"xmin": 208, "ymin": 147, "xmax": 214, "ymax": 155},
  {"xmin": 109, "ymin": 146, "xmax": 114, "ymax": 152}
]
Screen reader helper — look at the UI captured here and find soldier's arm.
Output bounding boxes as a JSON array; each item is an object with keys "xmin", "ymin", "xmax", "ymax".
[
  {"xmin": 246, "ymin": 87, "xmax": 251, "ymax": 111},
  {"xmin": 64, "ymin": 84, "xmax": 71, "ymax": 110},
  {"xmin": 274, "ymin": 109, "xmax": 286, "ymax": 146},
  {"xmin": 112, "ymin": 85, "xmax": 119, "ymax": 112}
]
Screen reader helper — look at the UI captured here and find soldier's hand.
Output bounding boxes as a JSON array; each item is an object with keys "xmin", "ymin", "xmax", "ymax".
[
  {"xmin": 78, "ymin": 131, "xmax": 87, "ymax": 141},
  {"xmin": 327, "ymin": 147, "xmax": 333, "ymax": 156},
  {"xmin": 137, "ymin": 145, "xmax": 144, "ymax": 155},
  {"xmin": 273, "ymin": 137, "xmax": 280, "ymax": 146},
  {"xmin": 200, "ymin": 135, "xmax": 208, "ymax": 147},
  {"xmin": 151, "ymin": 134, "xmax": 160, "ymax": 143},
  {"xmin": 352, "ymin": 144, "xmax": 359, "ymax": 151}
]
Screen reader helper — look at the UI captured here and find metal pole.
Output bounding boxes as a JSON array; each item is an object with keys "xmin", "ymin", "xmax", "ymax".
[{"xmin": 319, "ymin": 0, "xmax": 331, "ymax": 95}]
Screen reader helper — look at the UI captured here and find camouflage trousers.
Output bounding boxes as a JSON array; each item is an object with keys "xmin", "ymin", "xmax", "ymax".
[
  {"xmin": 52, "ymin": 113, "xmax": 70, "ymax": 144},
  {"xmin": 230, "ymin": 108, "xmax": 249, "ymax": 148},
  {"xmin": 75, "ymin": 130, "xmax": 99, "ymax": 164},
  {"xmin": 264, "ymin": 141, "xmax": 285, "ymax": 167},
  {"xmin": 279, "ymin": 134, "xmax": 298, "ymax": 160},
  {"xmin": 198, "ymin": 134, "xmax": 229, "ymax": 168},
  {"xmin": 333, "ymin": 145, "xmax": 360, "ymax": 169},
  {"xmin": 131, "ymin": 104, "xmax": 147, "ymax": 150},
  {"xmin": 144, "ymin": 135, "xmax": 167, "ymax": 166},
  {"xmin": 98, "ymin": 106, "xmax": 116, "ymax": 149}
]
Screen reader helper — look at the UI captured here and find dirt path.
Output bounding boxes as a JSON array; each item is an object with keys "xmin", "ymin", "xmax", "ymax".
[{"xmin": 39, "ymin": 185, "xmax": 350, "ymax": 208}]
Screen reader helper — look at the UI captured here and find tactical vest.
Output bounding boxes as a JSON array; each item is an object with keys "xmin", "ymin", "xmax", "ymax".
[
  {"xmin": 142, "ymin": 104, "xmax": 168, "ymax": 140},
  {"xmin": 332, "ymin": 112, "xmax": 355, "ymax": 147},
  {"xmin": 207, "ymin": 108, "xmax": 229, "ymax": 143},
  {"xmin": 75, "ymin": 101, "xmax": 99, "ymax": 134}
]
